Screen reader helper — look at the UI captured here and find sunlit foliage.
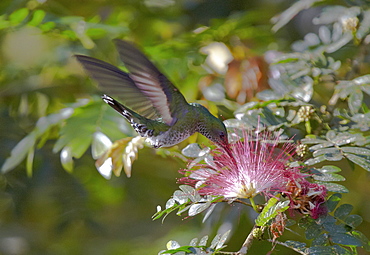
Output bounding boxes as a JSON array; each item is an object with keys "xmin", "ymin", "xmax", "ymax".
[{"xmin": 1, "ymin": 0, "xmax": 370, "ymax": 254}]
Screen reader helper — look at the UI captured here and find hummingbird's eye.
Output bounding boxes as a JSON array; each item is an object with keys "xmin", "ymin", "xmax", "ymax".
[{"xmin": 219, "ymin": 131, "xmax": 226, "ymax": 139}]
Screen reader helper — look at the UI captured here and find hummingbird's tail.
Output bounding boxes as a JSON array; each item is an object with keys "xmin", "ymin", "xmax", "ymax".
[
  {"xmin": 102, "ymin": 94, "xmax": 155, "ymax": 137},
  {"xmin": 102, "ymin": 94, "xmax": 132, "ymax": 121}
]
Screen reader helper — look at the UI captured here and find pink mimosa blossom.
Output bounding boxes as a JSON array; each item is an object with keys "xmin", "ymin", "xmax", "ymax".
[
  {"xmin": 180, "ymin": 130, "xmax": 328, "ymax": 219},
  {"xmin": 181, "ymin": 131, "xmax": 300, "ymax": 199}
]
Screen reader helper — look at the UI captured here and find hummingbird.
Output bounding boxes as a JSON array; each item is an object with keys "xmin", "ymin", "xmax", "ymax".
[{"xmin": 75, "ymin": 39, "xmax": 229, "ymax": 151}]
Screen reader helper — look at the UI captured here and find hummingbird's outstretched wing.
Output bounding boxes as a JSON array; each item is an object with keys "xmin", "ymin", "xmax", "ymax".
[
  {"xmin": 75, "ymin": 55, "xmax": 160, "ymax": 120},
  {"xmin": 114, "ymin": 40, "xmax": 189, "ymax": 125}
]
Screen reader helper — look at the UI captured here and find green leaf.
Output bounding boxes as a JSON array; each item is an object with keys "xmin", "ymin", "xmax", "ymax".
[
  {"xmin": 26, "ymin": 148, "xmax": 34, "ymax": 177},
  {"xmin": 199, "ymin": 235, "xmax": 208, "ymax": 246},
  {"xmin": 298, "ymin": 217, "xmax": 313, "ymax": 229},
  {"xmin": 323, "ymin": 150, "xmax": 343, "ymax": 161},
  {"xmin": 28, "ymin": 10, "xmax": 46, "ymax": 26},
  {"xmin": 305, "ymin": 222, "xmax": 323, "ymax": 240},
  {"xmin": 313, "ymin": 147, "xmax": 341, "ymax": 158},
  {"xmin": 334, "ymin": 204, "xmax": 353, "ymax": 220},
  {"xmin": 165, "ymin": 198, "xmax": 176, "ymax": 209},
  {"xmin": 345, "ymin": 215, "xmax": 363, "ymax": 228},
  {"xmin": 330, "ymin": 233, "xmax": 363, "ymax": 246},
  {"xmin": 86, "ymin": 28, "xmax": 107, "ymax": 38},
  {"xmin": 210, "ymin": 234, "xmax": 220, "ymax": 249},
  {"xmin": 162, "ymin": 245, "xmax": 194, "ymax": 254},
  {"xmin": 0, "ymin": 15, "xmax": 10, "ymax": 30},
  {"xmin": 307, "ymin": 245, "xmax": 335, "ymax": 254},
  {"xmin": 1, "ymin": 102, "xmax": 82, "ymax": 174},
  {"xmin": 326, "ymin": 194, "xmax": 342, "ymax": 212},
  {"xmin": 173, "ymin": 190, "xmax": 188, "ymax": 204},
  {"xmin": 152, "ymin": 204, "xmax": 182, "ymax": 221},
  {"xmin": 301, "ymin": 138, "xmax": 326, "ymax": 144},
  {"xmin": 326, "ymin": 130, "xmax": 336, "ymax": 140},
  {"xmin": 307, "ymin": 245, "xmax": 353, "ymax": 255},
  {"xmin": 353, "ymin": 75, "xmax": 370, "ymax": 86},
  {"xmin": 62, "ymin": 29, "xmax": 77, "ymax": 40},
  {"xmin": 1, "ymin": 132, "xmax": 37, "ymax": 173},
  {"xmin": 352, "ymin": 230, "xmax": 370, "ymax": 251},
  {"xmin": 308, "ymin": 142, "xmax": 334, "ymax": 151},
  {"xmin": 331, "ymin": 133, "xmax": 359, "ymax": 146},
  {"xmin": 313, "ymin": 148, "xmax": 343, "ymax": 161},
  {"xmin": 305, "ymin": 155, "xmax": 326, "ymax": 165},
  {"xmin": 177, "ymin": 204, "xmax": 191, "ymax": 215},
  {"xmin": 312, "ymin": 233, "xmax": 328, "ymax": 246},
  {"xmin": 188, "ymin": 202, "xmax": 211, "ymax": 216},
  {"xmin": 332, "ymin": 245, "xmax": 353, "ymax": 255},
  {"xmin": 318, "ymin": 182, "xmax": 348, "ymax": 193},
  {"xmin": 348, "ymin": 89, "xmax": 363, "ymax": 114},
  {"xmin": 182, "ymin": 143, "xmax": 203, "ymax": 157},
  {"xmin": 362, "ymin": 85, "xmax": 370, "ymax": 96},
  {"xmin": 341, "ymin": 146, "xmax": 370, "ymax": 156},
  {"xmin": 337, "ymin": 82, "xmax": 353, "ymax": 98},
  {"xmin": 313, "ymin": 173, "xmax": 345, "ymax": 182},
  {"xmin": 283, "ymin": 240, "xmax": 306, "ymax": 250},
  {"xmin": 317, "ymin": 165, "xmax": 342, "ymax": 173},
  {"xmin": 180, "ymin": 185, "xmax": 201, "ymax": 202},
  {"xmin": 286, "ymin": 219, "xmax": 296, "ymax": 227},
  {"xmin": 53, "ymin": 100, "xmax": 125, "ymax": 160},
  {"xmin": 9, "ymin": 8, "xmax": 29, "ymax": 25},
  {"xmin": 35, "ymin": 108, "xmax": 74, "ymax": 135},
  {"xmin": 215, "ymin": 230, "xmax": 230, "ymax": 250},
  {"xmin": 59, "ymin": 15, "xmax": 84, "ymax": 24},
  {"xmin": 322, "ymin": 220, "xmax": 347, "ymax": 233},
  {"xmin": 202, "ymin": 203, "xmax": 216, "ymax": 223},
  {"xmin": 189, "ymin": 237, "xmax": 198, "ymax": 246},
  {"xmin": 255, "ymin": 197, "xmax": 289, "ymax": 227},
  {"xmin": 60, "ymin": 146, "xmax": 74, "ymax": 173},
  {"xmin": 54, "ymin": 130, "xmax": 92, "ymax": 159},
  {"xmin": 344, "ymin": 153, "xmax": 370, "ymax": 171},
  {"xmin": 40, "ymin": 21, "xmax": 55, "ymax": 32},
  {"xmin": 274, "ymin": 57, "xmax": 300, "ymax": 64},
  {"xmin": 91, "ymin": 132, "xmax": 112, "ymax": 160}
]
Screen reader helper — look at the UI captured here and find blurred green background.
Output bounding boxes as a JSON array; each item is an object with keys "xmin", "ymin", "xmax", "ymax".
[{"xmin": 1, "ymin": 0, "xmax": 370, "ymax": 254}]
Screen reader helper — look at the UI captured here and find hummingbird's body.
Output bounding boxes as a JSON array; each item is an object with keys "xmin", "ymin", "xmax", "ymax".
[{"xmin": 76, "ymin": 40, "xmax": 229, "ymax": 150}]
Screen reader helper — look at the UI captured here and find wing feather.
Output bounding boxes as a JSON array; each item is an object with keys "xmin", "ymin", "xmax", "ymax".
[
  {"xmin": 75, "ymin": 55, "xmax": 160, "ymax": 119},
  {"xmin": 114, "ymin": 40, "xmax": 188, "ymax": 125}
]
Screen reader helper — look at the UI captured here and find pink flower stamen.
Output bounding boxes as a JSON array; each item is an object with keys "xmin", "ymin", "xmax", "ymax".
[
  {"xmin": 181, "ymin": 131, "xmax": 298, "ymax": 199},
  {"xmin": 180, "ymin": 129, "xmax": 328, "ymax": 219}
]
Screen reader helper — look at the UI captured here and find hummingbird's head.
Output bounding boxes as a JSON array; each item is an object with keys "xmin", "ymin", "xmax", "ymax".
[
  {"xmin": 201, "ymin": 118, "xmax": 229, "ymax": 152},
  {"xmin": 194, "ymin": 103, "xmax": 230, "ymax": 152}
]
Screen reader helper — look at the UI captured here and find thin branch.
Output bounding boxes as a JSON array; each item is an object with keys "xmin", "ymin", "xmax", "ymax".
[
  {"xmin": 226, "ymin": 199, "xmax": 252, "ymax": 207},
  {"xmin": 266, "ymin": 239, "xmax": 308, "ymax": 255},
  {"xmin": 223, "ymin": 198, "xmax": 263, "ymax": 209},
  {"xmin": 236, "ymin": 224, "xmax": 260, "ymax": 255}
]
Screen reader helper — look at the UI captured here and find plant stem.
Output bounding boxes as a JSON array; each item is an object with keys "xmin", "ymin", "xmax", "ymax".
[
  {"xmin": 230, "ymin": 199, "xmax": 252, "ymax": 207},
  {"xmin": 305, "ymin": 120, "xmax": 311, "ymax": 134},
  {"xmin": 236, "ymin": 224, "xmax": 259, "ymax": 255},
  {"xmin": 249, "ymin": 197, "xmax": 258, "ymax": 212}
]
